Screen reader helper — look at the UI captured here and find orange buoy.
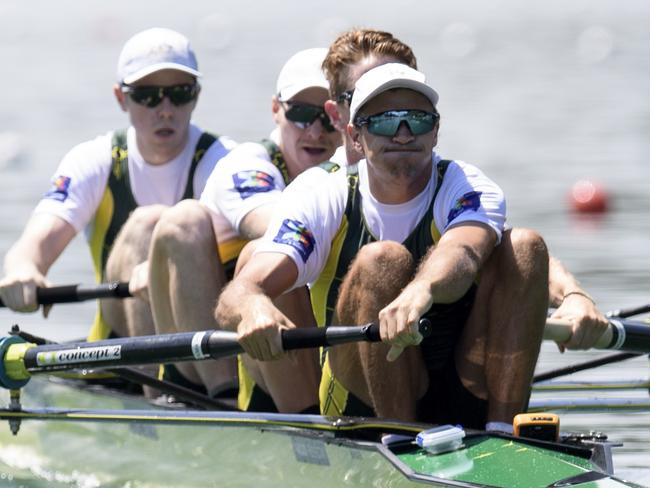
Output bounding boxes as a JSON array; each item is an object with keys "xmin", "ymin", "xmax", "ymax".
[{"xmin": 569, "ymin": 180, "xmax": 609, "ymax": 213}]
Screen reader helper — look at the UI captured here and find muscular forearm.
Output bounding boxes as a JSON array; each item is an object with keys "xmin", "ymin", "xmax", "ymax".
[
  {"xmin": 4, "ymin": 214, "xmax": 75, "ymax": 278},
  {"xmin": 548, "ymin": 256, "xmax": 591, "ymax": 307},
  {"xmin": 4, "ymin": 244, "xmax": 44, "ymax": 277},
  {"xmin": 215, "ymin": 273, "xmax": 295, "ymax": 361},
  {"xmin": 416, "ymin": 240, "xmax": 486, "ymax": 305},
  {"xmin": 215, "ymin": 279, "xmax": 269, "ymax": 331}
]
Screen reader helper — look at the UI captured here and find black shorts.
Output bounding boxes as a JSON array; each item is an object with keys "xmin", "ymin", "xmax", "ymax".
[
  {"xmin": 337, "ymin": 359, "xmax": 487, "ymax": 429},
  {"xmin": 419, "ymin": 285, "xmax": 476, "ymax": 372},
  {"xmin": 416, "ymin": 284, "xmax": 487, "ymax": 429},
  {"xmin": 223, "ymin": 258, "xmax": 237, "ymax": 281},
  {"xmin": 416, "ymin": 356, "xmax": 487, "ymax": 429}
]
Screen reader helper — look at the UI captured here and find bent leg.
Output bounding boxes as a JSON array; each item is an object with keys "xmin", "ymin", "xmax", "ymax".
[
  {"xmin": 149, "ymin": 200, "xmax": 237, "ymax": 396},
  {"xmin": 329, "ymin": 241, "xmax": 428, "ymax": 421},
  {"xmin": 238, "ymin": 241, "xmax": 321, "ymax": 413},
  {"xmin": 102, "ymin": 205, "xmax": 166, "ymax": 338},
  {"xmin": 455, "ymin": 228, "xmax": 549, "ymax": 424}
]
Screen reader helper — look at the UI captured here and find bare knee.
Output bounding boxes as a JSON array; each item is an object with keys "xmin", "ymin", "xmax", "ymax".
[
  {"xmin": 485, "ymin": 228, "xmax": 548, "ymax": 281},
  {"xmin": 127, "ymin": 205, "xmax": 167, "ymax": 233},
  {"xmin": 508, "ymin": 227, "xmax": 548, "ymax": 261},
  {"xmin": 336, "ymin": 242, "xmax": 415, "ymax": 324},
  {"xmin": 106, "ymin": 205, "xmax": 167, "ymax": 279},
  {"xmin": 111, "ymin": 204, "xmax": 167, "ymax": 254},
  {"xmin": 152, "ymin": 200, "xmax": 214, "ymax": 254},
  {"xmin": 355, "ymin": 241, "xmax": 414, "ymax": 276},
  {"xmin": 507, "ymin": 227, "xmax": 549, "ymax": 281}
]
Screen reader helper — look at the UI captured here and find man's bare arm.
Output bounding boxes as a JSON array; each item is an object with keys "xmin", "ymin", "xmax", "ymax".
[
  {"xmin": 238, "ymin": 204, "xmax": 276, "ymax": 240},
  {"xmin": 548, "ymin": 255, "xmax": 608, "ymax": 350},
  {"xmin": 215, "ymin": 252, "xmax": 299, "ymax": 360},
  {"xmin": 0, "ymin": 213, "xmax": 76, "ymax": 312},
  {"xmin": 380, "ymin": 222, "xmax": 496, "ymax": 360}
]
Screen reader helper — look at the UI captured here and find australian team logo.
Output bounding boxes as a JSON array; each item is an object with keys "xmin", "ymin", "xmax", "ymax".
[
  {"xmin": 44, "ymin": 175, "xmax": 71, "ymax": 202},
  {"xmin": 447, "ymin": 191, "xmax": 483, "ymax": 223},
  {"xmin": 273, "ymin": 219, "xmax": 315, "ymax": 263},
  {"xmin": 232, "ymin": 170, "xmax": 275, "ymax": 199}
]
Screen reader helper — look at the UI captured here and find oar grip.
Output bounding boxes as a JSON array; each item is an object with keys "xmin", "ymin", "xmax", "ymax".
[
  {"xmin": 363, "ymin": 318, "xmax": 433, "ymax": 342},
  {"xmin": 36, "ymin": 285, "xmax": 82, "ymax": 304},
  {"xmin": 281, "ymin": 318, "xmax": 432, "ymax": 351},
  {"xmin": 282, "ymin": 328, "xmax": 329, "ymax": 350},
  {"xmin": 0, "ymin": 282, "xmax": 133, "ymax": 307}
]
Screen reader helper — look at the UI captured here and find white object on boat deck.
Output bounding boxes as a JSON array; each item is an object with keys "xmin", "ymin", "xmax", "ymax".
[{"xmin": 416, "ymin": 425, "xmax": 465, "ymax": 455}]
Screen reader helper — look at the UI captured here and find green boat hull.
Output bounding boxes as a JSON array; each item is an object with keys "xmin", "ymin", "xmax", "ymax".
[{"xmin": 0, "ymin": 377, "xmax": 644, "ymax": 487}]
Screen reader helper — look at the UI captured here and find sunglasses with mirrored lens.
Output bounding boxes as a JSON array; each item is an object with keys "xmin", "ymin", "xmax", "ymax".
[
  {"xmin": 121, "ymin": 83, "xmax": 199, "ymax": 108},
  {"xmin": 354, "ymin": 110, "xmax": 439, "ymax": 137},
  {"xmin": 282, "ymin": 102, "xmax": 336, "ymax": 133}
]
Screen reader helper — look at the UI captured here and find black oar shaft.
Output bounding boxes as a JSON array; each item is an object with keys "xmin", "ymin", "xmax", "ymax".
[
  {"xmin": 0, "ymin": 282, "xmax": 131, "ymax": 308},
  {"xmin": 12, "ymin": 320, "xmax": 431, "ymax": 380},
  {"xmin": 533, "ymin": 352, "xmax": 640, "ymax": 383},
  {"xmin": 22, "ymin": 331, "xmax": 227, "ymax": 372},
  {"xmin": 37, "ymin": 282, "xmax": 132, "ymax": 304},
  {"xmin": 618, "ymin": 321, "xmax": 650, "ymax": 352},
  {"xmin": 608, "ymin": 304, "xmax": 650, "ymax": 319}
]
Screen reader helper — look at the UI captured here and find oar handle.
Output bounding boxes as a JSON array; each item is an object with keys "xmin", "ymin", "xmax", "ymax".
[
  {"xmin": 281, "ymin": 318, "xmax": 432, "ymax": 350},
  {"xmin": 37, "ymin": 282, "xmax": 132, "ymax": 304},
  {"xmin": 0, "ymin": 282, "xmax": 132, "ymax": 308},
  {"xmin": 544, "ymin": 317, "xmax": 650, "ymax": 352},
  {"xmin": 544, "ymin": 318, "xmax": 614, "ymax": 348}
]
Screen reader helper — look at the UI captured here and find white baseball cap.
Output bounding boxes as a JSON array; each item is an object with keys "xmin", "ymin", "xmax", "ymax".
[
  {"xmin": 117, "ymin": 28, "xmax": 201, "ymax": 85},
  {"xmin": 349, "ymin": 63, "xmax": 439, "ymax": 122},
  {"xmin": 276, "ymin": 48, "xmax": 329, "ymax": 101}
]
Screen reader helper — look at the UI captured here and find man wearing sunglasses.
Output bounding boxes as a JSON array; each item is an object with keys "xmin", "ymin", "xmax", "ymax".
[
  {"xmin": 147, "ymin": 48, "xmax": 341, "ymax": 406},
  {"xmin": 310, "ymin": 29, "xmax": 607, "ymax": 430},
  {"xmin": 216, "ymin": 62, "xmax": 509, "ymax": 425},
  {"xmin": 216, "ymin": 58, "xmax": 604, "ymax": 431},
  {"xmin": 0, "ymin": 28, "xmax": 235, "ymax": 355}
]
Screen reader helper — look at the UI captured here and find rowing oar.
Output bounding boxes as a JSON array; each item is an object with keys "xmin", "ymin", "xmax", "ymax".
[
  {"xmin": 0, "ymin": 282, "xmax": 132, "ymax": 308},
  {"xmin": 543, "ymin": 317, "xmax": 650, "ymax": 352},
  {"xmin": 535, "ymin": 306, "xmax": 649, "ymax": 383},
  {"xmin": 11, "ymin": 327, "xmax": 235, "ymax": 411},
  {"xmin": 0, "ymin": 320, "xmax": 433, "ymax": 389}
]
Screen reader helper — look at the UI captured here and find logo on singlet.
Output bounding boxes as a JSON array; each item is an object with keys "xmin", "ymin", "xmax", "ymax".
[
  {"xmin": 447, "ymin": 191, "xmax": 482, "ymax": 224},
  {"xmin": 232, "ymin": 170, "xmax": 275, "ymax": 199},
  {"xmin": 273, "ymin": 219, "xmax": 315, "ymax": 263},
  {"xmin": 44, "ymin": 175, "xmax": 72, "ymax": 202}
]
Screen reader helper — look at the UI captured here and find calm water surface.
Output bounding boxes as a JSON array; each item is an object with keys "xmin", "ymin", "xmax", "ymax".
[{"xmin": 0, "ymin": 0, "xmax": 649, "ymax": 485}]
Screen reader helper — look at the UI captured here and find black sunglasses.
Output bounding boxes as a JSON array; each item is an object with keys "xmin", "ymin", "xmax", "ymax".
[
  {"xmin": 354, "ymin": 109, "xmax": 439, "ymax": 137},
  {"xmin": 336, "ymin": 89, "xmax": 354, "ymax": 105},
  {"xmin": 282, "ymin": 101, "xmax": 336, "ymax": 133},
  {"xmin": 121, "ymin": 83, "xmax": 199, "ymax": 108}
]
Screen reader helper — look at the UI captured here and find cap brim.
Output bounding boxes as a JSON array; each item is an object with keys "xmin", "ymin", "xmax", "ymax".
[
  {"xmin": 122, "ymin": 63, "xmax": 202, "ymax": 85},
  {"xmin": 278, "ymin": 79, "xmax": 330, "ymax": 101},
  {"xmin": 351, "ymin": 78, "xmax": 439, "ymax": 121}
]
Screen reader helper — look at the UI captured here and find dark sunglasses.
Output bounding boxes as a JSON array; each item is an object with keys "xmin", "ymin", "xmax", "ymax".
[
  {"xmin": 354, "ymin": 109, "xmax": 439, "ymax": 137},
  {"xmin": 121, "ymin": 83, "xmax": 199, "ymax": 108},
  {"xmin": 336, "ymin": 89, "xmax": 354, "ymax": 105},
  {"xmin": 282, "ymin": 101, "xmax": 336, "ymax": 133}
]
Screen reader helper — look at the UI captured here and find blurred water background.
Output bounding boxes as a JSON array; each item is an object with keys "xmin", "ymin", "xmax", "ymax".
[{"xmin": 0, "ymin": 0, "xmax": 649, "ymax": 485}]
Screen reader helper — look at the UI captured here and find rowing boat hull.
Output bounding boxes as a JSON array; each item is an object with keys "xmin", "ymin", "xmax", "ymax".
[{"xmin": 0, "ymin": 376, "xmax": 644, "ymax": 487}]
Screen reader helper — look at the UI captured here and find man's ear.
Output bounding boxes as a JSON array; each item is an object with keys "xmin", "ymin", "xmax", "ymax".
[
  {"xmin": 113, "ymin": 84, "xmax": 128, "ymax": 112},
  {"xmin": 271, "ymin": 95, "xmax": 281, "ymax": 124},
  {"xmin": 324, "ymin": 100, "xmax": 347, "ymax": 132},
  {"xmin": 347, "ymin": 123, "xmax": 364, "ymax": 155}
]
